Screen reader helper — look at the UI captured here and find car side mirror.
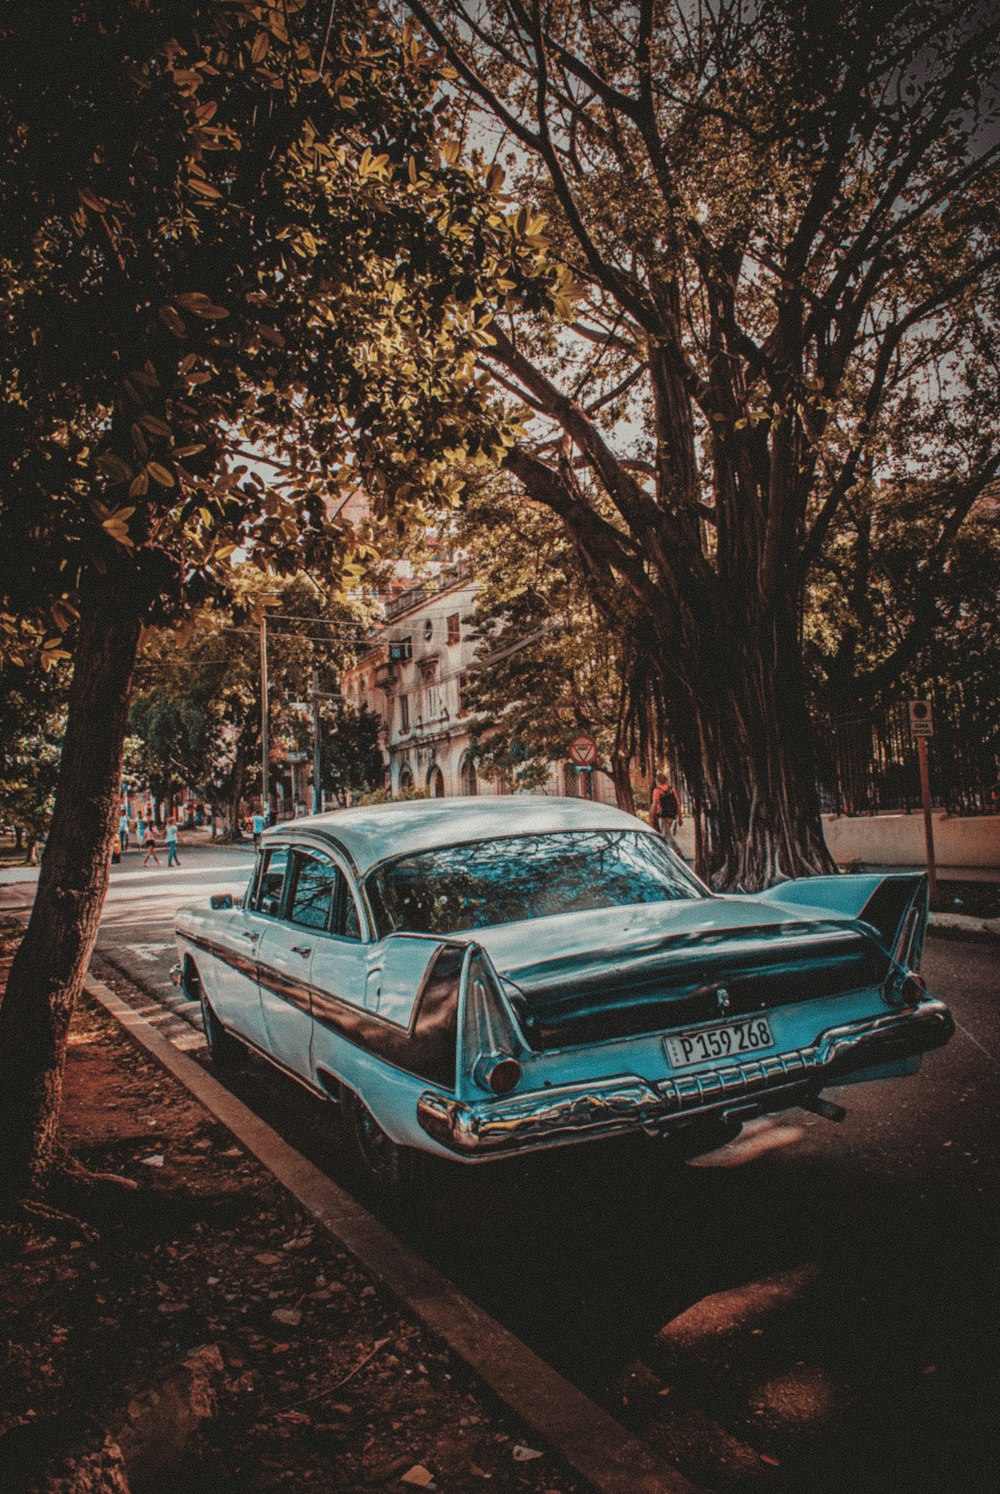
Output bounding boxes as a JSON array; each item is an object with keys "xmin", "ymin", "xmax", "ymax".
[{"xmin": 210, "ymin": 893, "xmax": 234, "ymax": 910}]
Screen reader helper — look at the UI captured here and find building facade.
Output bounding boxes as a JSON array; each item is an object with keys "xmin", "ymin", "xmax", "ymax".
[
  {"xmin": 342, "ymin": 564, "xmax": 620, "ymax": 803},
  {"xmin": 342, "ymin": 565, "xmax": 488, "ymax": 797}
]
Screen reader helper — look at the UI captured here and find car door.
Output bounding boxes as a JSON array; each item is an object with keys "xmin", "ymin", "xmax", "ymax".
[
  {"xmin": 203, "ymin": 850, "xmax": 276, "ymax": 1049},
  {"xmin": 306, "ymin": 859, "xmax": 371, "ymax": 1075},
  {"xmin": 255, "ymin": 846, "xmax": 339, "ymax": 1081}
]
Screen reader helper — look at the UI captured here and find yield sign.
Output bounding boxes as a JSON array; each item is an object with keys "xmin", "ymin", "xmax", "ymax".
[{"xmin": 568, "ymin": 733, "xmax": 598, "ymax": 766}]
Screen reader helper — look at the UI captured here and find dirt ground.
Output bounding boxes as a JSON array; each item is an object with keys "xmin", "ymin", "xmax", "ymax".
[{"xmin": 0, "ymin": 924, "xmax": 583, "ymax": 1494}]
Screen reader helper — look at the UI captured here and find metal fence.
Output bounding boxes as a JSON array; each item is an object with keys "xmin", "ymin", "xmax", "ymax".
[{"xmin": 816, "ymin": 695, "xmax": 999, "ymax": 815}]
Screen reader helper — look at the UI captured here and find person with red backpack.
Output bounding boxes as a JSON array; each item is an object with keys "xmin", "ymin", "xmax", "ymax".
[{"xmin": 651, "ymin": 772, "xmax": 682, "ymax": 848}]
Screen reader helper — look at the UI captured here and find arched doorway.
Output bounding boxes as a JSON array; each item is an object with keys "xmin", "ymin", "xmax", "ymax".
[
  {"xmin": 460, "ymin": 755, "xmax": 478, "ymax": 796},
  {"xmin": 427, "ymin": 765, "xmax": 445, "ymax": 798},
  {"xmin": 398, "ymin": 765, "xmax": 414, "ymax": 794}
]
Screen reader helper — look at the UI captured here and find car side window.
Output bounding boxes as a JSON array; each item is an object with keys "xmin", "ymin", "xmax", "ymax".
[
  {"xmin": 287, "ymin": 851, "xmax": 336, "ymax": 931},
  {"xmin": 255, "ymin": 846, "xmax": 289, "ymax": 917},
  {"xmin": 338, "ymin": 877, "xmax": 363, "ymax": 941}
]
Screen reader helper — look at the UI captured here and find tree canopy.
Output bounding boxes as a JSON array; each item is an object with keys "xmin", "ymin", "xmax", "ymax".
[
  {"xmin": 405, "ymin": 0, "xmax": 1000, "ymax": 885},
  {"xmin": 129, "ymin": 569, "xmax": 385, "ymax": 826},
  {"xmin": 0, "ymin": 0, "xmax": 560, "ymax": 1207}
]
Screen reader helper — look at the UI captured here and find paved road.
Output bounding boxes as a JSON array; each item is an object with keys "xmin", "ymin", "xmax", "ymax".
[{"xmin": 9, "ymin": 858, "xmax": 997, "ymax": 1493}]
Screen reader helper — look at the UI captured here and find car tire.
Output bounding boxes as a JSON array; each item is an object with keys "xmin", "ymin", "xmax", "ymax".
[
  {"xmin": 184, "ymin": 959, "xmax": 238, "ymax": 1069},
  {"xmin": 341, "ymin": 1089, "xmax": 423, "ymax": 1208}
]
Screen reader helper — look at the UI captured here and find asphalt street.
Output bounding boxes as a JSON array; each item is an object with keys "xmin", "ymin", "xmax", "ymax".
[{"xmin": 5, "ymin": 849, "xmax": 998, "ymax": 1492}]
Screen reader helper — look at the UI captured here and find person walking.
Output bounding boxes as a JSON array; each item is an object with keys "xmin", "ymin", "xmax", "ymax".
[
  {"xmin": 165, "ymin": 820, "xmax": 182, "ymax": 867},
  {"xmin": 142, "ymin": 821, "xmax": 161, "ymax": 866},
  {"xmin": 251, "ymin": 810, "xmax": 265, "ymax": 849},
  {"xmin": 118, "ymin": 811, "xmax": 130, "ymax": 854},
  {"xmin": 651, "ymin": 772, "xmax": 683, "ymax": 851}
]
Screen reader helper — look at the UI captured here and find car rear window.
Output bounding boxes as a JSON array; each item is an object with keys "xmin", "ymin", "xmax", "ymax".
[{"xmin": 364, "ymin": 830, "xmax": 704, "ymax": 937}]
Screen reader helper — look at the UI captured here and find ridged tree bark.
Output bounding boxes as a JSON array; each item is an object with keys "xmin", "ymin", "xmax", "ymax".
[
  {"xmin": 405, "ymin": 0, "xmax": 1000, "ymax": 888},
  {"xmin": 0, "ymin": 567, "xmax": 144, "ymax": 1207}
]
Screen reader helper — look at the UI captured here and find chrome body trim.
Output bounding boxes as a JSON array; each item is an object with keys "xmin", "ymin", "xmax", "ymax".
[{"xmin": 416, "ymin": 996, "xmax": 954, "ymax": 1157}]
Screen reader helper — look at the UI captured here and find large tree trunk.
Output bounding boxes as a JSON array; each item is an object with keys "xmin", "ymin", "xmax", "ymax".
[
  {"xmin": 672, "ymin": 605, "xmax": 836, "ymax": 889},
  {"xmin": 610, "ymin": 751, "xmax": 635, "ymax": 814},
  {"xmin": 0, "ymin": 576, "xmax": 143, "ymax": 1208},
  {"xmin": 224, "ymin": 735, "xmax": 250, "ymax": 841}
]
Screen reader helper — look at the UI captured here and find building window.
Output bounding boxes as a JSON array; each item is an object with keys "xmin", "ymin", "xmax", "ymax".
[
  {"xmin": 461, "ymin": 756, "xmax": 478, "ymax": 796},
  {"xmin": 423, "ymin": 618, "xmax": 434, "ymax": 641},
  {"xmin": 457, "ymin": 673, "xmax": 468, "ymax": 717},
  {"xmin": 447, "ymin": 612, "xmax": 460, "ymax": 645},
  {"xmin": 400, "ymin": 694, "xmax": 410, "ymax": 732},
  {"xmin": 425, "ymin": 683, "xmax": 438, "ymax": 719}
]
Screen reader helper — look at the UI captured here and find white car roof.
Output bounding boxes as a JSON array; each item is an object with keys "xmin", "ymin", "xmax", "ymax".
[{"xmin": 261, "ymin": 795, "xmax": 654, "ymax": 877}]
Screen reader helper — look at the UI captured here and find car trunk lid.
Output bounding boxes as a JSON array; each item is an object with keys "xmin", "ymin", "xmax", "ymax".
[{"xmin": 474, "ymin": 900, "xmax": 890, "ymax": 1051}]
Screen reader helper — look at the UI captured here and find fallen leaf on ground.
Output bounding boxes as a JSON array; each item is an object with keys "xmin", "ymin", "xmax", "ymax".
[
  {"xmin": 401, "ymin": 1466, "xmax": 436, "ymax": 1488},
  {"xmin": 512, "ymin": 1445, "xmax": 543, "ymax": 1461}
]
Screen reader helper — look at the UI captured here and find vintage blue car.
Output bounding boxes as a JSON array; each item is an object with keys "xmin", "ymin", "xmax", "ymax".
[{"xmin": 173, "ymin": 797, "xmax": 953, "ymax": 1197}]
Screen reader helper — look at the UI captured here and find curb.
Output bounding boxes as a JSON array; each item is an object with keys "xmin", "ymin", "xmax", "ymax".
[
  {"xmin": 928, "ymin": 912, "xmax": 1000, "ymax": 943},
  {"xmin": 84, "ymin": 973, "xmax": 703, "ymax": 1494}
]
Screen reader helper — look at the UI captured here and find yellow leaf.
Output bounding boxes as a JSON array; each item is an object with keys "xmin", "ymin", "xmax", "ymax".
[
  {"xmin": 97, "ymin": 452, "xmax": 132, "ymax": 482},
  {"xmin": 251, "ymin": 32, "xmax": 270, "ymax": 63},
  {"xmin": 77, "ymin": 187, "xmax": 107, "ymax": 213},
  {"xmin": 188, "ymin": 177, "xmax": 223, "ymax": 200},
  {"xmin": 159, "ymin": 305, "xmax": 188, "ymax": 337},
  {"xmin": 147, "ymin": 462, "xmax": 175, "ymax": 488},
  {"xmin": 139, "ymin": 413, "xmax": 172, "ymax": 437}
]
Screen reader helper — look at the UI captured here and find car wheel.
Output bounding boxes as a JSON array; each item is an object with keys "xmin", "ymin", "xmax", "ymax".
[
  {"xmin": 184, "ymin": 959, "xmax": 238, "ymax": 1069},
  {"xmin": 341, "ymin": 1089, "xmax": 423, "ymax": 1207}
]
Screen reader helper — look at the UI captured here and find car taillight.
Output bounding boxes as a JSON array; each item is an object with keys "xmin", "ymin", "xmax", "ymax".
[
  {"xmin": 473, "ymin": 1054, "xmax": 522, "ymax": 1096},
  {"xmin": 461, "ymin": 947, "xmax": 526, "ymax": 1097},
  {"xmin": 897, "ymin": 971, "xmax": 926, "ymax": 1008}
]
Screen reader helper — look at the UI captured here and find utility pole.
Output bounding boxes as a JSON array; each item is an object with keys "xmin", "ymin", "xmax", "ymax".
[
  {"xmin": 312, "ymin": 666, "xmax": 322, "ymax": 814},
  {"xmin": 917, "ymin": 737, "xmax": 938, "ymax": 906},
  {"xmin": 909, "ymin": 700, "xmax": 937, "ymax": 906}
]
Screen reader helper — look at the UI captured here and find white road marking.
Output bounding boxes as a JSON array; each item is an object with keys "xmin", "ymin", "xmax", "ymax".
[{"xmin": 130, "ymin": 942, "xmax": 174, "ymax": 963}]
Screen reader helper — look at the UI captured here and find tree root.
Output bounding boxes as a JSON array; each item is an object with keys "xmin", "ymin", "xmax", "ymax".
[
  {"xmin": 1, "ymin": 1149, "xmax": 143, "ymax": 1248},
  {"xmin": 55, "ymin": 1146, "xmax": 140, "ymax": 1192},
  {"xmin": 22, "ymin": 1197, "xmax": 101, "ymax": 1244}
]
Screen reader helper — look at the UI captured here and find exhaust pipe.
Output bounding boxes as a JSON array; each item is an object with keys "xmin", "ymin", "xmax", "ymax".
[{"xmin": 801, "ymin": 1095, "xmax": 847, "ymax": 1124}]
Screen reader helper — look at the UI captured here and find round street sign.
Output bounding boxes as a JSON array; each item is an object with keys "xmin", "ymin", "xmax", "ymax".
[{"xmin": 568, "ymin": 733, "xmax": 598, "ymax": 766}]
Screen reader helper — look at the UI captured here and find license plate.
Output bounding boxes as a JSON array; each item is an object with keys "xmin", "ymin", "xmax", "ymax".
[{"xmin": 664, "ymin": 1016, "xmax": 775, "ymax": 1069}]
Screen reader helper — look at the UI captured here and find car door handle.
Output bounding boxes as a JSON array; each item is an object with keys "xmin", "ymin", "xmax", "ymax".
[
  {"xmin": 240, "ymin": 930, "xmax": 259, "ymax": 942},
  {"xmin": 291, "ymin": 945, "xmax": 312, "ymax": 958}
]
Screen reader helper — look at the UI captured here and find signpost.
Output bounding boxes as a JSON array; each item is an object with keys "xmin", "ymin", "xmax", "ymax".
[
  {"xmin": 909, "ymin": 701, "xmax": 937, "ymax": 904},
  {"xmin": 568, "ymin": 734, "xmax": 598, "ymax": 767}
]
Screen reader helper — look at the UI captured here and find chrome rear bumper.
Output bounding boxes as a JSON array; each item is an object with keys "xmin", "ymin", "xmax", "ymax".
[{"xmin": 417, "ymin": 996, "xmax": 954, "ymax": 1157}]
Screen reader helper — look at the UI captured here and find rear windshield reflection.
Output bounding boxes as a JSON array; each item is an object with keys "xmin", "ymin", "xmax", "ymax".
[{"xmin": 365, "ymin": 830, "xmax": 704, "ymax": 937}]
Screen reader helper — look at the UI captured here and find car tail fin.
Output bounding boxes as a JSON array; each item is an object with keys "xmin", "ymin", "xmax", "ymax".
[
  {"xmin": 756, "ymin": 872, "xmax": 929, "ymax": 970},
  {"xmin": 456, "ymin": 945, "xmax": 527, "ymax": 1099}
]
